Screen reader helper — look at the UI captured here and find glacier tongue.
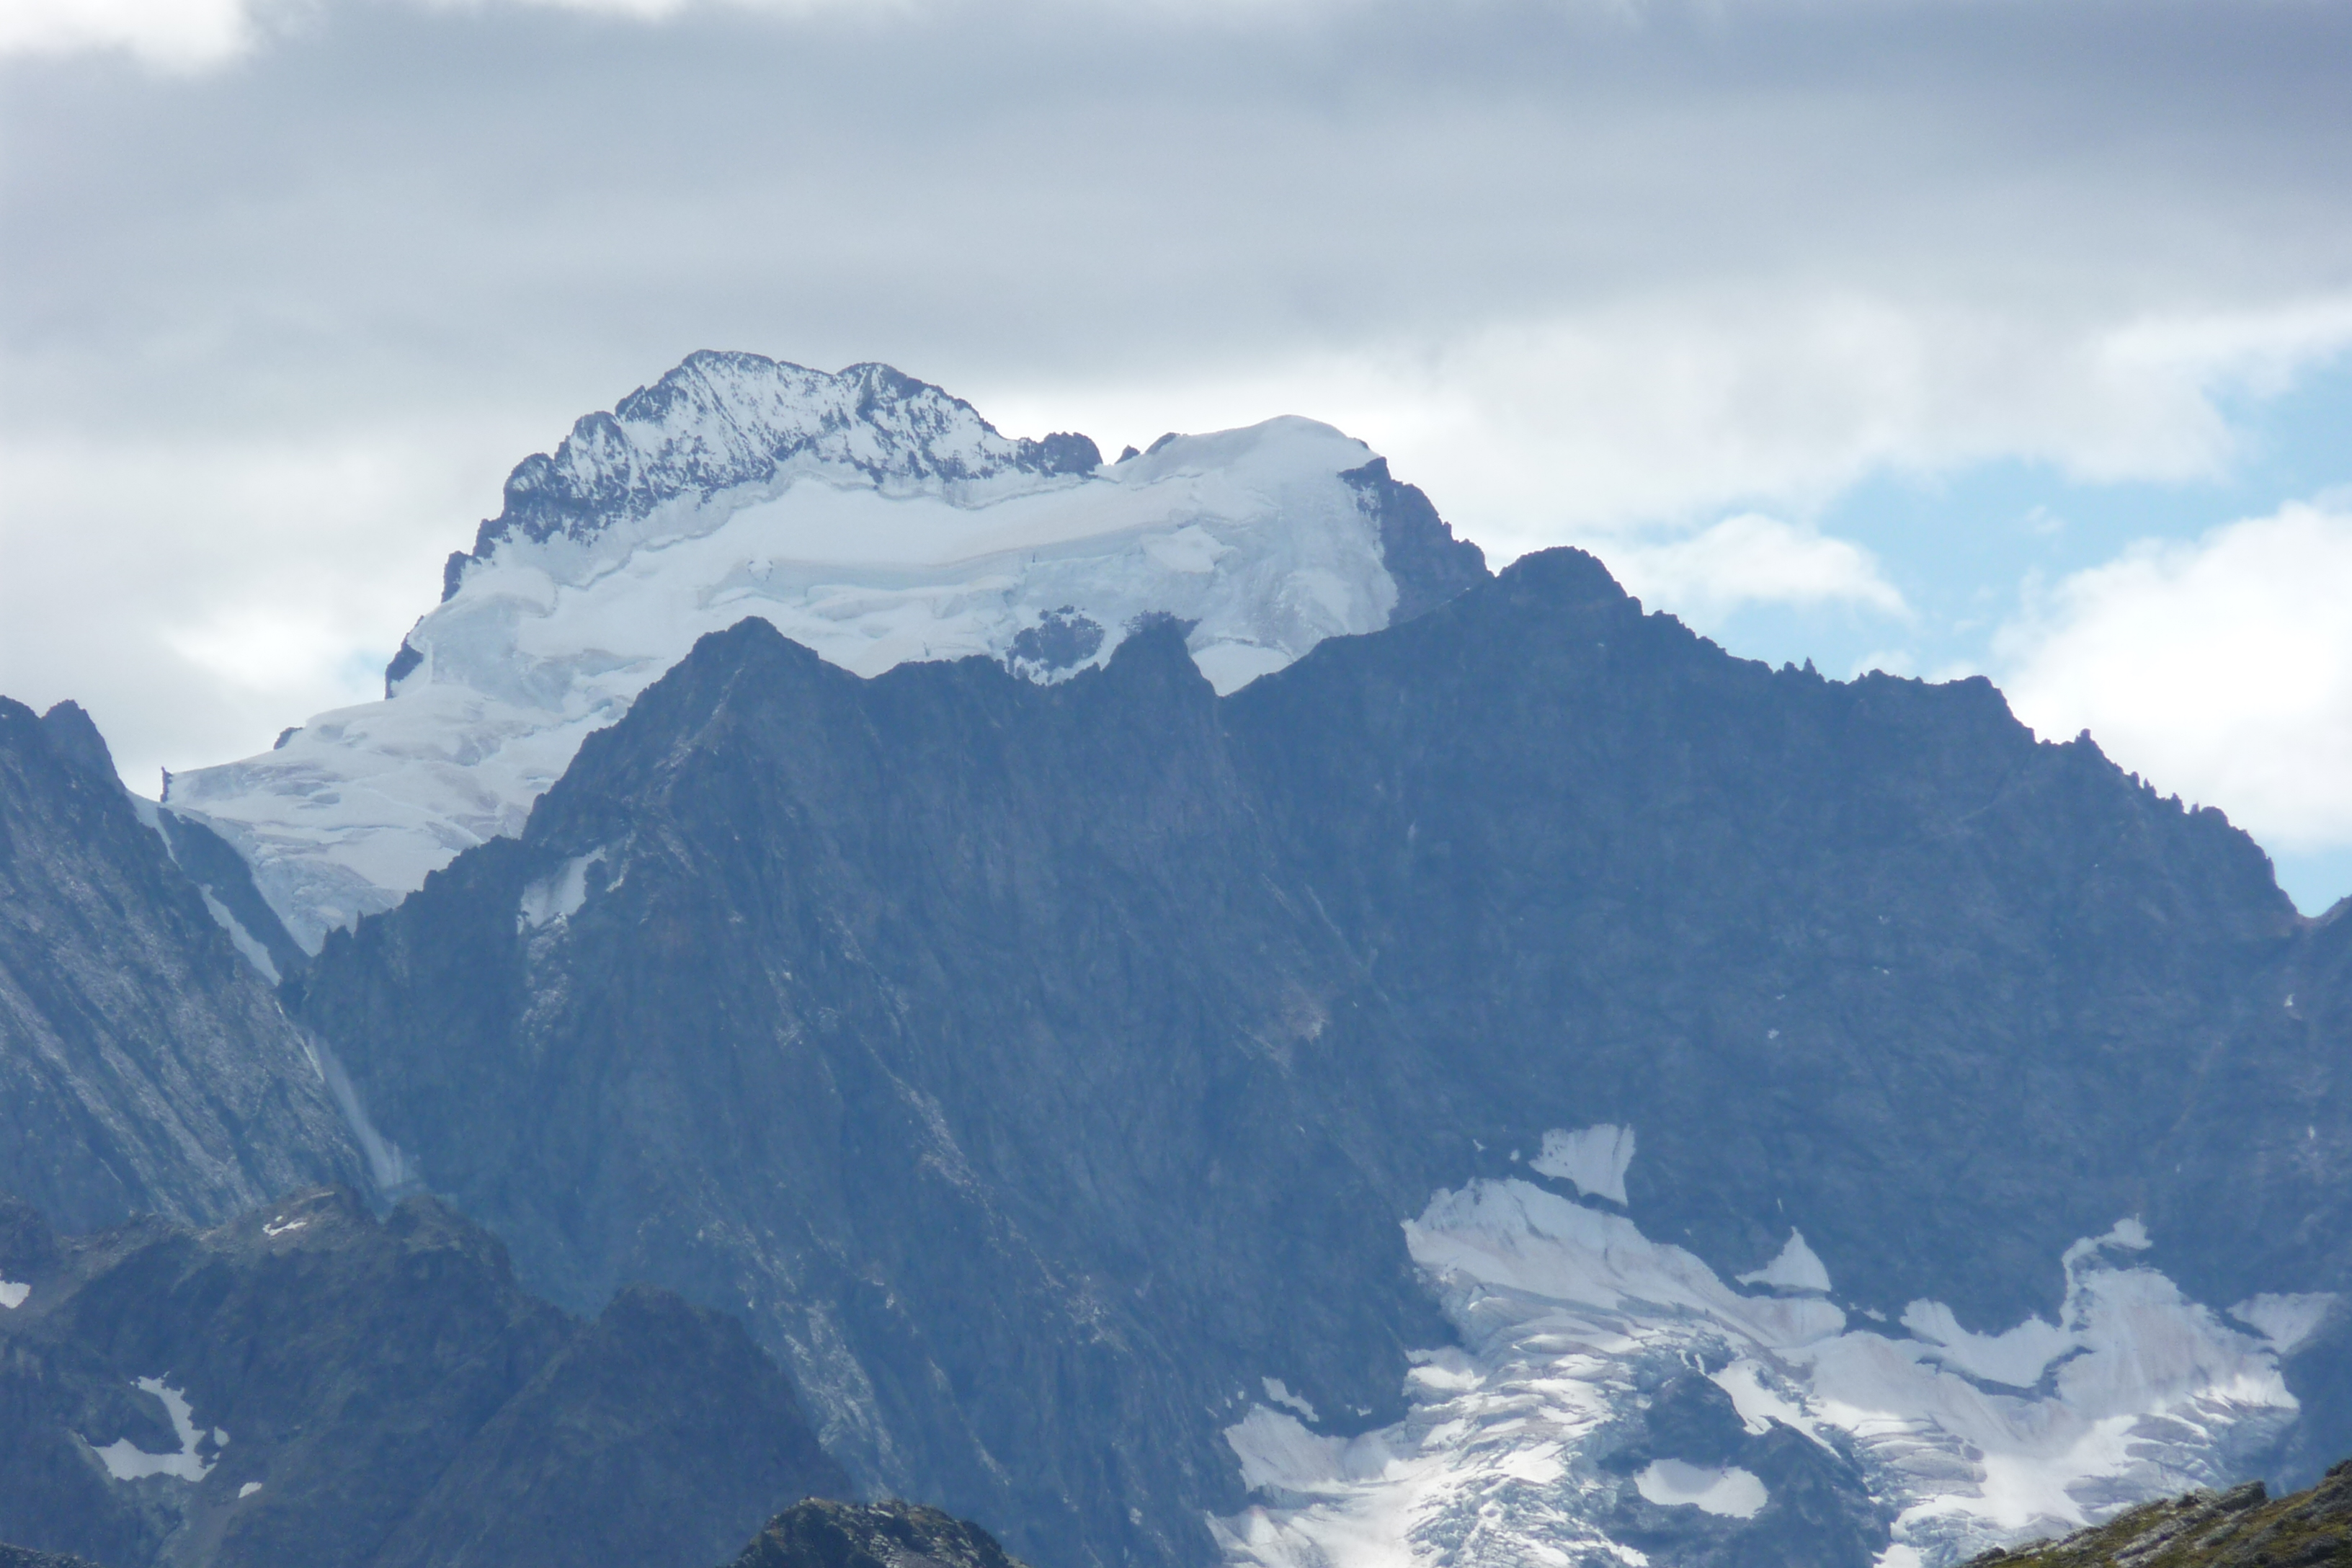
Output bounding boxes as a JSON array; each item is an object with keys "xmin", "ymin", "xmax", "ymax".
[
  {"xmin": 164, "ymin": 356, "xmax": 1459, "ymax": 950},
  {"xmin": 1215, "ymin": 1171, "xmax": 2316, "ymax": 1568}
]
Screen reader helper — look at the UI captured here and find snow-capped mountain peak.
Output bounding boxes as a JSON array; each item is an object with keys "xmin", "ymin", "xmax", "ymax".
[
  {"xmin": 166, "ymin": 355, "xmax": 1487, "ymax": 951},
  {"xmin": 458, "ymin": 352, "xmax": 1102, "ymax": 577}
]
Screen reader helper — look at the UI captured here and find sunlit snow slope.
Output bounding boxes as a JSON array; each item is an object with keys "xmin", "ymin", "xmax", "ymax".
[
  {"xmin": 165, "ymin": 355, "xmax": 1481, "ymax": 949},
  {"xmin": 1216, "ymin": 1129, "xmax": 2331, "ymax": 1568}
]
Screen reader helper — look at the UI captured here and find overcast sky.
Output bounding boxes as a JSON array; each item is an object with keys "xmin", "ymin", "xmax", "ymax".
[{"xmin": 4, "ymin": 0, "xmax": 2350, "ymax": 908}]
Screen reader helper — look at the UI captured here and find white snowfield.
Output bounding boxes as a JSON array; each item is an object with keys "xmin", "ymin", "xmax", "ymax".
[
  {"xmin": 92, "ymin": 1376, "xmax": 222, "ymax": 1484},
  {"xmin": 165, "ymin": 357, "xmax": 1420, "ymax": 950},
  {"xmin": 1215, "ymin": 1128, "xmax": 2328, "ymax": 1568}
]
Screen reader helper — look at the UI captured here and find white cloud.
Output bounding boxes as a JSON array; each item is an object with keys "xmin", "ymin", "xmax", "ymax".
[
  {"xmin": 0, "ymin": 0, "xmax": 257, "ymax": 68},
  {"xmin": 1584, "ymin": 512, "xmax": 1908, "ymax": 620},
  {"xmin": 0, "ymin": 419, "xmax": 530, "ymax": 793},
  {"xmin": 981, "ymin": 291, "xmax": 2352, "ymax": 566},
  {"xmin": 1997, "ymin": 498, "xmax": 2352, "ymax": 852}
]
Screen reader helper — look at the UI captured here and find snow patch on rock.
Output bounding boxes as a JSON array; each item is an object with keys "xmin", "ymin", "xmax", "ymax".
[
  {"xmin": 0, "ymin": 1278, "xmax": 27, "ymax": 1309},
  {"xmin": 1528, "ymin": 1123, "xmax": 1636, "ymax": 1205},
  {"xmin": 1261, "ymin": 1378, "xmax": 1321, "ymax": 1425},
  {"xmin": 1737, "ymin": 1229, "xmax": 1832, "ymax": 1294},
  {"xmin": 1635, "ymin": 1458, "xmax": 1767, "ymax": 1518},
  {"xmin": 2227, "ymin": 1292, "xmax": 2338, "ymax": 1356},
  {"xmin": 92, "ymin": 1377, "xmax": 216, "ymax": 1483},
  {"xmin": 520, "ymin": 850, "xmax": 606, "ymax": 931},
  {"xmin": 1214, "ymin": 1179, "xmax": 2306, "ymax": 1568}
]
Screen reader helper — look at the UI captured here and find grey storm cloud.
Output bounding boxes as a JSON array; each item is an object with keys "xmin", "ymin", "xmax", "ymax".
[{"xmin": 7, "ymin": 0, "xmax": 2351, "ymax": 437}]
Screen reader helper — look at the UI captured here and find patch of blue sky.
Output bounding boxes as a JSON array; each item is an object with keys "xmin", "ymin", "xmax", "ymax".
[{"xmin": 1667, "ymin": 350, "xmax": 2352, "ymax": 915}]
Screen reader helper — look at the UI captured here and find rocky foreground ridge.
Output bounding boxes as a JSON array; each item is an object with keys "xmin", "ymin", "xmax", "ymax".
[
  {"xmin": 1969, "ymin": 1463, "xmax": 2352, "ymax": 1566},
  {"xmin": 718, "ymin": 1500, "xmax": 1028, "ymax": 1568}
]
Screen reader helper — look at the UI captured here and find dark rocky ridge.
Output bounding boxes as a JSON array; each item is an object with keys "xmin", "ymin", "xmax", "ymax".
[
  {"xmin": 0, "ymin": 1187, "xmax": 847, "ymax": 1568},
  {"xmin": 1340, "ymin": 456, "xmax": 1489, "ymax": 624},
  {"xmin": 0, "ymin": 699, "xmax": 362, "ymax": 1231},
  {"xmin": 292, "ymin": 548, "xmax": 2352, "ymax": 1568},
  {"xmin": 1965, "ymin": 1462, "xmax": 2352, "ymax": 1566},
  {"xmin": 303, "ymin": 612, "xmax": 1433, "ymax": 1568},
  {"xmin": 720, "ymin": 1500, "xmax": 1028, "ymax": 1568},
  {"xmin": 0, "ymin": 1545, "xmax": 107, "ymax": 1568}
]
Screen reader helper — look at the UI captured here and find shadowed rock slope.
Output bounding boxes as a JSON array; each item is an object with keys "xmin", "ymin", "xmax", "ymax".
[
  {"xmin": 0, "ymin": 1188, "xmax": 846, "ymax": 1568},
  {"xmin": 0, "ymin": 1544, "xmax": 107, "ymax": 1568},
  {"xmin": 721, "ymin": 1500, "xmax": 1027, "ymax": 1568},
  {"xmin": 1966, "ymin": 1462, "xmax": 2352, "ymax": 1566},
  {"xmin": 0, "ymin": 700, "xmax": 364, "ymax": 1231},
  {"xmin": 293, "ymin": 549, "xmax": 2352, "ymax": 1568}
]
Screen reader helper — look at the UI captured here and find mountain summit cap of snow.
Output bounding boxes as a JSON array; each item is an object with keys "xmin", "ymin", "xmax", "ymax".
[{"xmin": 163, "ymin": 355, "xmax": 1486, "ymax": 951}]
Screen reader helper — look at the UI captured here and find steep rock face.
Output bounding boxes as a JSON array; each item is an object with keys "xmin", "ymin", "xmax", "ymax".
[
  {"xmin": 292, "ymin": 552, "xmax": 2351, "ymax": 1568},
  {"xmin": 1218, "ymin": 547, "xmax": 2330, "ymax": 1328},
  {"xmin": 161, "ymin": 355, "xmax": 1486, "ymax": 951},
  {"xmin": 0, "ymin": 700, "xmax": 364, "ymax": 1231},
  {"xmin": 297, "ymin": 615, "xmax": 1441, "ymax": 1568},
  {"xmin": 0, "ymin": 1188, "xmax": 847, "ymax": 1568},
  {"xmin": 721, "ymin": 1500, "xmax": 1028, "ymax": 1568}
]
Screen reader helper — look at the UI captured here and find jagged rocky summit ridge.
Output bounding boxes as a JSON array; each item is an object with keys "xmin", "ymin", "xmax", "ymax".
[
  {"xmin": 465, "ymin": 355, "xmax": 1102, "ymax": 566},
  {"xmin": 719, "ymin": 1500, "xmax": 1028, "ymax": 1568},
  {"xmin": 0, "ymin": 1186, "xmax": 847, "ymax": 1568},
  {"xmin": 161, "ymin": 353, "xmax": 1484, "ymax": 950},
  {"xmin": 292, "ymin": 547, "xmax": 2352, "ymax": 1568}
]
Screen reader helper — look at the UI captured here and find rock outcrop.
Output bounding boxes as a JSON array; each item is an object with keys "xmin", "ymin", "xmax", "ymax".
[
  {"xmin": 0, "ymin": 1188, "xmax": 847, "ymax": 1568},
  {"xmin": 720, "ymin": 1500, "xmax": 1027, "ymax": 1568},
  {"xmin": 1967, "ymin": 1461, "xmax": 2352, "ymax": 1566},
  {"xmin": 0, "ymin": 699, "xmax": 365, "ymax": 1232}
]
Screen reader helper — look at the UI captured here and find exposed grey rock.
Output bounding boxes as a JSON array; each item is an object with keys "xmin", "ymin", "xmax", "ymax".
[
  {"xmin": 0, "ymin": 1187, "xmax": 847, "ymax": 1568},
  {"xmin": 0, "ymin": 698, "xmax": 363, "ymax": 1231},
  {"xmin": 1965, "ymin": 1458, "xmax": 2352, "ymax": 1565},
  {"xmin": 1340, "ymin": 456, "xmax": 1488, "ymax": 623},
  {"xmin": 450, "ymin": 354, "xmax": 1101, "ymax": 595},
  {"xmin": 0, "ymin": 1542, "xmax": 109, "ymax": 1568},
  {"xmin": 719, "ymin": 1500, "xmax": 1026, "ymax": 1568},
  {"xmin": 290, "ymin": 548, "xmax": 2352, "ymax": 1567}
]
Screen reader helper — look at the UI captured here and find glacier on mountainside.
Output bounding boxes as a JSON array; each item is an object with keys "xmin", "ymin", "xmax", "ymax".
[
  {"xmin": 1215, "ymin": 1136, "xmax": 2323, "ymax": 1568},
  {"xmin": 162, "ymin": 354, "xmax": 1476, "ymax": 950}
]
